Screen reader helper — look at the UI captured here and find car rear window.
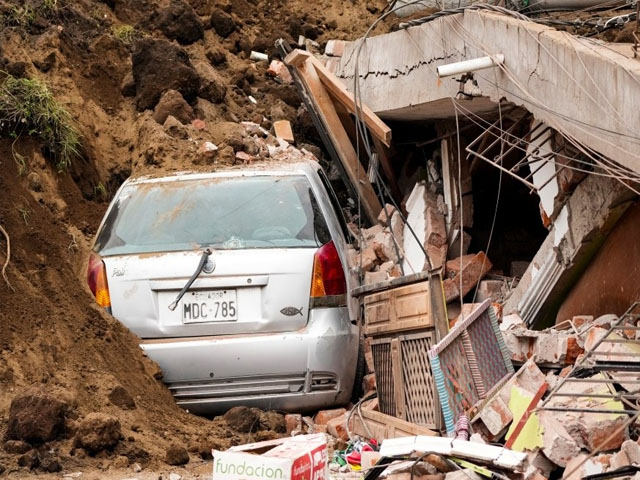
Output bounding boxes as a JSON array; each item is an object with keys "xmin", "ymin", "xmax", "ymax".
[{"xmin": 94, "ymin": 175, "xmax": 332, "ymax": 255}]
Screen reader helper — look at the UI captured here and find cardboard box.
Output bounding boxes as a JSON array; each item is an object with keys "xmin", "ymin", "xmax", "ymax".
[{"xmin": 213, "ymin": 434, "xmax": 328, "ymax": 480}]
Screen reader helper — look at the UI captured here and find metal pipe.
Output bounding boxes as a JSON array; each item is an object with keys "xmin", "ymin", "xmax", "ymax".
[{"xmin": 437, "ymin": 54, "xmax": 505, "ymax": 78}]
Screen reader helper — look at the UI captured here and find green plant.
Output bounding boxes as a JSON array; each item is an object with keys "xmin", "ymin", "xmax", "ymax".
[
  {"xmin": 41, "ymin": 0, "xmax": 58, "ymax": 14},
  {"xmin": 3, "ymin": 6, "xmax": 36, "ymax": 28},
  {"xmin": 0, "ymin": 74, "xmax": 81, "ymax": 171},
  {"xmin": 94, "ymin": 182, "xmax": 108, "ymax": 199},
  {"xmin": 111, "ymin": 24, "xmax": 136, "ymax": 44},
  {"xmin": 1, "ymin": 1, "xmax": 58, "ymax": 30},
  {"xmin": 16, "ymin": 205, "xmax": 31, "ymax": 225}
]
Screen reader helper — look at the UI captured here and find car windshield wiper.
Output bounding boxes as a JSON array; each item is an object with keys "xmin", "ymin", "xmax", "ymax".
[{"xmin": 168, "ymin": 248, "xmax": 212, "ymax": 311}]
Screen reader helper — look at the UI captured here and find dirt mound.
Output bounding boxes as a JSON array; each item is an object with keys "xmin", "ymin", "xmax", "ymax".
[{"xmin": 0, "ymin": 0, "xmax": 392, "ymax": 475}]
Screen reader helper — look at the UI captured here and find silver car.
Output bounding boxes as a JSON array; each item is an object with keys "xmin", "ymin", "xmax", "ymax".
[{"xmin": 87, "ymin": 161, "xmax": 360, "ymax": 414}]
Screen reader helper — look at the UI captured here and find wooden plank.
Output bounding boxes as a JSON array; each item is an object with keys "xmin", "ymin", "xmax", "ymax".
[
  {"xmin": 371, "ymin": 136, "xmax": 402, "ymax": 200},
  {"xmin": 364, "ymin": 281, "xmax": 434, "ymax": 336},
  {"xmin": 285, "ymin": 49, "xmax": 392, "ymax": 147},
  {"xmin": 391, "ymin": 338, "xmax": 405, "ymax": 420},
  {"xmin": 350, "ymin": 408, "xmax": 438, "ymax": 441},
  {"xmin": 293, "ymin": 57, "xmax": 382, "ymax": 224}
]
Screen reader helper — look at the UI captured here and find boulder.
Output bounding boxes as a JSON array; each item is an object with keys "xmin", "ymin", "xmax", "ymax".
[
  {"xmin": 210, "ymin": 10, "xmax": 235, "ymax": 37},
  {"xmin": 153, "ymin": 90, "xmax": 195, "ymax": 125},
  {"xmin": 192, "ymin": 59, "xmax": 227, "ymax": 104},
  {"xmin": 5, "ymin": 390, "xmax": 68, "ymax": 444},
  {"xmin": 17, "ymin": 450, "xmax": 39, "ymax": 469},
  {"xmin": 259, "ymin": 411, "xmax": 286, "ymax": 433},
  {"xmin": 132, "ymin": 38, "xmax": 200, "ymax": 111},
  {"xmin": 74, "ymin": 413, "xmax": 122, "ymax": 453},
  {"xmin": 108, "ymin": 385, "xmax": 136, "ymax": 410},
  {"xmin": 151, "ymin": 0, "xmax": 204, "ymax": 45},
  {"xmin": 165, "ymin": 444, "xmax": 189, "ymax": 466},
  {"xmin": 3, "ymin": 440, "xmax": 31, "ymax": 454},
  {"xmin": 223, "ymin": 406, "xmax": 260, "ymax": 433}
]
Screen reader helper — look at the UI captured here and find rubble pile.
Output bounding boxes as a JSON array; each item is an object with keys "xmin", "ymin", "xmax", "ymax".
[{"xmin": 313, "ymin": 305, "xmax": 640, "ymax": 480}]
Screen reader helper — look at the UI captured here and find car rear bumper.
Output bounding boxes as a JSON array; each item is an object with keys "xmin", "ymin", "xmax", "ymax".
[{"xmin": 140, "ymin": 307, "xmax": 359, "ymax": 414}]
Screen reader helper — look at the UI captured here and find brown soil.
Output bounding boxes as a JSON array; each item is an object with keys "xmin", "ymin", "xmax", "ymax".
[{"xmin": 0, "ymin": 0, "xmax": 393, "ymax": 476}]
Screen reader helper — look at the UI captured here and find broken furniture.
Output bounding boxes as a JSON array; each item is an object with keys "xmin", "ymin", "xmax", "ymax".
[
  {"xmin": 355, "ymin": 270, "xmax": 448, "ymax": 432},
  {"xmin": 428, "ymin": 299, "xmax": 514, "ymax": 434},
  {"xmin": 277, "ymin": 40, "xmax": 394, "ymax": 225}
]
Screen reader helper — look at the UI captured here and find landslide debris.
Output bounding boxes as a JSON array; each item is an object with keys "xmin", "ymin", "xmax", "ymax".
[{"xmin": 0, "ymin": 0, "xmax": 391, "ymax": 475}]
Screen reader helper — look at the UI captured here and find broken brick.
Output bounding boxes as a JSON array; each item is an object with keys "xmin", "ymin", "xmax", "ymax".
[
  {"xmin": 314, "ymin": 408, "xmax": 347, "ymax": 425},
  {"xmin": 377, "ymin": 204, "xmax": 397, "ymax": 227},
  {"xmin": 326, "ymin": 414, "xmax": 349, "ymax": 441},
  {"xmin": 284, "ymin": 414, "xmax": 302, "ymax": 435},
  {"xmin": 363, "ymin": 373, "xmax": 376, "ymax": 394},
  {"xmin": 266, "ymin": 60, "xmax": 293, "ymax": 84}
]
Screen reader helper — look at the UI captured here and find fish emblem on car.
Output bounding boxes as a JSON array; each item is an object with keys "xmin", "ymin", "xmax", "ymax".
[{"xmin": 280, "ymin": 306, "xmax": 303, "ymax": 317}]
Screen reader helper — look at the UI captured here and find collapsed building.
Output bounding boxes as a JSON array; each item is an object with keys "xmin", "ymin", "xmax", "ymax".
[{"xmin": 275, "ymin": 4, "xmax": 640, "ymax": 480}]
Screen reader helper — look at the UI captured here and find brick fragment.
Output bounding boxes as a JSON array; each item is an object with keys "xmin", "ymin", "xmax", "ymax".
[{"xmin": 314, "ymin": 408, "xmax": 347, "ymax": 425}]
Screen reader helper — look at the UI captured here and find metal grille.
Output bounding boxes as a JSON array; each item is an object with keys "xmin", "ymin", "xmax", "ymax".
[
  {"xmin": 371, "ymin": 341, "xmax": 396, "ymax": 416},
  {"xmin": 400, "ymin": 332, "xmax": 439, "ymax": 427}
]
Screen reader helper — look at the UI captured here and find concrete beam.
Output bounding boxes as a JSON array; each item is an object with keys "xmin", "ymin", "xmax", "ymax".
[{"xmin": 334, "ymin": 10, "xmax": 640, "ymax": 173}]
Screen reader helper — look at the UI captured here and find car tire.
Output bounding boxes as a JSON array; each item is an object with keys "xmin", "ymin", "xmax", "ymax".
[{"xmin": 350, "ymin": 335, "xmax": 366, "ymax": 403}]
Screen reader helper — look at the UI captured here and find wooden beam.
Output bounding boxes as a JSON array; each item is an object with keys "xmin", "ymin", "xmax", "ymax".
[
  {"xmin": 294, "ymin": 57, "xmax": 382, "ymax": 223},
  {"xmin": 371, "ymin": 136, "xmax": 402, "ymax": 200},
  {"xmin": 350, "ymin": 408, "xmax": 438, "ymax": 441},
  {"xmin": 285, "ymin": 49, "xmax": 392, "ymax": 147}
]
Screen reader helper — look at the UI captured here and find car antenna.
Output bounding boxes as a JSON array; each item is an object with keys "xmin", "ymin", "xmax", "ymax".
[{"xmin": 168, "ymin": 248, "xmax": 212, "ymax": 311}]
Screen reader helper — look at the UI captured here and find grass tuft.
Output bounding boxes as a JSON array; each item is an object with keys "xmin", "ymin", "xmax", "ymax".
[
  {"xmin": 0, "ymin": 74, "xmax": 81, "ymax": 171},
  {"xmin": 111, "ymin": 24, "xmax": 136, "ymax": 44}
]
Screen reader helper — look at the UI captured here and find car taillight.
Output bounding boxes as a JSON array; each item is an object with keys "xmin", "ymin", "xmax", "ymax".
[
  {"xmin": 87, "ymin": 253, "xmax": 111, "ymax": 309},
  {"xmin": 310, "ymin": 241, "xmax": 346, "ymax": 298}
]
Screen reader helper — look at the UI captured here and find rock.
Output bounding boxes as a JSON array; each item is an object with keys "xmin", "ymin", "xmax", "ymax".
[
  {"xmin": 198, "ymin": 141, "xmax": 218, "ymax": 159},
  {"xmin": 132, "ymin": 38, "xmax": 200, "ymax": 111},
  {"xmin": 210, "ymin": 10, "xmax": 235, "ymax": 37},
  {"xmin": 108, "ymin": 385, "xmax": 136, "ymax": 410},
  {"xmin": 284, "ymin": 414, "xmax": 303, "ymax": 435},
  {"xmin": 359, "ymin": 247, "xmax": 377, "ymax": 273},
  {"xmin": 315, "ymin": 408, "xmax": 347, "ymax": 425},
  {"xmin": 0, "ymin": 464, "xmax": 4, "ymax": 475},
  {"xmin": 260, "ymin": 411, "xmax": 286, "ymax": 433},
  {"xmin": 192, "ymin": 59, "xmax": 227, "ymax": 104},
  {"xmin": 74, "ymin": 413, "xmax": 122, "ymax": 453},
  {"xmin": 622, "ymin": 439, "xmax": 640, "ymax": 464},
  {"xmin": 33, "ymin": 52, "xmax": 56, "ymax": 72},
  {"xmin": 378, "ymin": 204, "xmax": 396, "ymax": 226},
  {"xmin": 153, "ymin": 89, "xmax": 195, "ymax": 125},
  {"xmin": 206, "ymin": 48, "xmax": 227, "ymax": 66},
  {"xmin": 7, "ymin": 61, "xmax": 27, "ymax": 78},
  {"xmin": 152, "ymin": 0, "xmax": 204, "ymax": 45},
  {"xmin": 4, "ymin": 440, "xmax": 31, "ymax": 454},
  {"xmin": 164, "ymin": 115, "xmax": 189, "ymax": 139},
  {"xmin": 223, "ymin": 406, "xmax": 260, "ymax": 433},
  {"xmin": 169, "ymin": 473, "xmax": 182, "ymax": 480},
  {"xmin": 539, "ymin": 411, "xmax": 581, "ymax": 467},
  {"xmin": 113, "ymin": 455, "xmax": 129, "ymax": 468},
  {"xmin": 165, "ymin": 444, "xmax": 189, "ymax": 466},
  {"xmin": 6, "ymin": 390, "xmax": 68, "ymax": 444},
  {"xmin": 120, "ymin": 71, "xmax": 136, "ymax": 97},
  {"xmin": 39, "ymin": 454, "xmax": 62, "ymax": 473},
  {"xmin": 17, "ymin": 450, "xmax": 39, "ymax": 469}
]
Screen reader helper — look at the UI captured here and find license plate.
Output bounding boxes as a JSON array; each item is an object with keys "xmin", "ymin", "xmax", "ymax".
[{"xmin": 181, "ymin": 289, "xmax": 237, "ymax": 323}]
